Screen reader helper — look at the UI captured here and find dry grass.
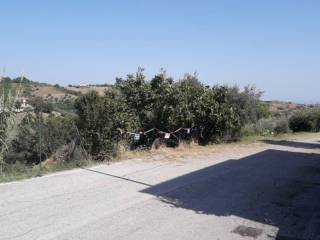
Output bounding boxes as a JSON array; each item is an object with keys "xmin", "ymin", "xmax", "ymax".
[
  {"xmin": 266, "ymin": 100, "xmax": 303, "ymax": 112},
  {"xmin": 32, "ymin": 85, "xmax": 69, "ymax": 98},
  {"xmin": 119, "ymin": 132, "xmax": 320, "ymax": 163},
  {"xmin": 65, "ymin": 86, "xmax": 109, "ymax": 96},
  {"xmin": 118, "ymin": 141, "xmax": 262, "ymax": 162}
]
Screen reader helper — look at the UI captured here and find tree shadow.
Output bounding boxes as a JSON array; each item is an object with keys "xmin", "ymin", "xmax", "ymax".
[
  {"xmin": 262, "ymin": 140, "xmax": 320, "ymax": 149},
  {"xmin": 141, "ymin": 149, "xmax": 320, "ymax": 239}
]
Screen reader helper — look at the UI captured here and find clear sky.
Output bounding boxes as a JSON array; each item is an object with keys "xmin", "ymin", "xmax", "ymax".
[{"xmin": 1, "ymin": 0, "xmax": 319, "ymax": 103}]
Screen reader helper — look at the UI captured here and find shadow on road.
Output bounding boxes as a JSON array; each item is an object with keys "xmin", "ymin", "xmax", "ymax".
[
  {"xmin": 262, "ymin": 139, "xmax": 320, "ymax": 149},
  {"xmin": 80, "ymin": 167, "xmax": 152, "ymax": 187},
  {"xmin": 142, "ymin": 149, "xmax": 320, "ymax": 239}
]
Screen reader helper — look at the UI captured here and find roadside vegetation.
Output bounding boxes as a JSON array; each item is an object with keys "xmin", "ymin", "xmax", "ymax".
[{"xmin": 1, "ymin": 68, "xmax": 320, "ymax": 183}]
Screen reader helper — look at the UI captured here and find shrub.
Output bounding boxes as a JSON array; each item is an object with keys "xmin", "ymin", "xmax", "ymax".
[
  {"xmin": 5, "ymin": 113, "xmax": 77, "ymax": 165},
  {"xmin": 310, "ymin": 110, "xmax": 320, "ymax": 132},
  {"xmin": 228, "ymin": 85, "xmax": 270, "ymax": 125},
  {"xmin": 75, "ymin": 90, "xmax": 139, "ymax": 159},
  {"xmin": 73, "ymin": 69, "xmax": 269, "ymax": 158},
  {"xmin": 241, "ymin": 123, "xmax": 257, "ymax": 136},
  {"xmin": 29, "ymin": 96, "xmax": 54, "ymax": 113},
  {"xmin": 256, "ymin": 118, "xmax": 275, "ymax": 135},
  {"xmin": 289, "ymin": 111, "xmax": 314, "ymax": 132},
  {"xmin": 241, "ymin": 116, "xmax": 290, "ymax": 136},
  {"xmin": 116, "ymin": 70, "xmax": 242, "ymax": 144},
  {"xmin": 274, "ymin": 117, "xmax": 291, "ymax": 134}
]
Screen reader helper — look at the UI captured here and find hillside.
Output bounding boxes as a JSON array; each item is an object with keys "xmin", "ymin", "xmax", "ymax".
[
  {"xmin": 265, "ymin": 100, "xmax": 306, "ymax": 113},
  {"xmin": 0, "ymin": 77, "xmax": 110, "ymax": 97},
  {"xmin": 31, "ymin": 85, "xmax": 76, "ymax": 98},
  {"xmin": 65, "ymin": 85, "xmax": 110, "ymax": 96},
  {"xmin": 0, "ymin": 77, "xmax": 78, "ymax": 98},
  {"xmin": 18, "ymin": 81, "xmax": 110, "ymax": 98}
]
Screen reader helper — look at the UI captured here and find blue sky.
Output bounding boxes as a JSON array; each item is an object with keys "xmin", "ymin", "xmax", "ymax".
[{"xmin": 1, "ymin": 0, "xmax": 319, "ymax": 103}]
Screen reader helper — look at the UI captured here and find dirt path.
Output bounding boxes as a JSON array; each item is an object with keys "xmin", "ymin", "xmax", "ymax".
[{"xmin": 0, "ymin": 138, "xmax": 320, "ymax": 239}]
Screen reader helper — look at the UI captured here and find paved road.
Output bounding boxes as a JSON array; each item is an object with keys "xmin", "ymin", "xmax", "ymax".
[{"xmin": 1, "ymin": 140, "xmax": 320, "ymax": 240}]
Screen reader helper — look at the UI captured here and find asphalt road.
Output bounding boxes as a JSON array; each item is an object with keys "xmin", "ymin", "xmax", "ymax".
[{"xmin": 1, "ymin": 139, "xmax": 320, "ymax": 240}]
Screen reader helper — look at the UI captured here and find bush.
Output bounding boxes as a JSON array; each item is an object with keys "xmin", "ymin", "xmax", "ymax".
[
  {"xmin": 75, "ymin": 90, "xmax": 139, "ymax": 159},
  {"xmin": 29, "ymin": 96, "xmax": 54, "ymax": 113},
  {"xmin": 241, "ymin": 117, "xmax": 290, "ymax": 136},
  {"xmin": 240, "ymin": 123, "xmax": 257, "ymax": 136},
  {"xmin": 256, "ymin": 118, "xmax": 275, "ymax": 135},
  {"xmin": 5, "ymin": 113, "xmax": 77, "ymax": 165},
  {"xmin": 311, "ymin": 110, "xmax": 320, "ymax": 132},
  {"xmin": 228, "ymin": 85, "xmax": 270, "ymax": 125},
  {"xmin": 274, "ymin": 117, "xmax": 291, "ymax": 134},
  {"xmin": 289, "ymin": 111, "xmax": 314, "ymax": 132},
  {"xmin": 288, "ymin": 108, "xmax": 320, "ymax": 132},
  {"xmin": 116, "ymin": 70, "xmax": 241, "ymax": 144},
  {"xmin": 74, "ymin": 69, "xmax": 269, "ymax": 155}
]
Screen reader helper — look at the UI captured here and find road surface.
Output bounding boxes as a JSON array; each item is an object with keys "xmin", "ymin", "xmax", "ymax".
[{"xmin": 1, "ymin": 139, "xmax": 320, "ymax": 240}]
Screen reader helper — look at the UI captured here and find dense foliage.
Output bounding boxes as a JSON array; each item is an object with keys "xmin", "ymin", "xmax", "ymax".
[
  {"xmin": 0, "ymin": 80, "xmax": 17, "ymax": 173},
  {"xmin": 75, "ymin": 90, "xmax": 139, "ymax": 159},
  {"xmin": 28, "ymin": 96, "xmax": 54, "ymax": 113},
  {"xmin": 3, "ymin": 69, "xmax": 320, "ymax": 180},
  {"xmin": 75, "ymin": 69, "xmax": 269, "ymax": 158},
  {"xmin": 289, "ymin": 109, "xmax": 320, "ymax": 132},
  {"xmin": 5, "ymin": 70, "xmax": 302, "ymax": 174},
  {"xmin": 5, "ymin": 113, "xmax": 77, "ymax": 166}
]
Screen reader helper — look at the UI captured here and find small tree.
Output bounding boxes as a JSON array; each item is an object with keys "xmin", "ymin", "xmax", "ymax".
[
  {"xmin": 0, "ymin": 78, "xmax": 18, "ymax": 174},
  {"xmin": 75, "ymin": 89, "xmax": 139, "ymax": 159},
  {"xmin": 7, "ymin": 113, "xmax": 77, "ymax": 165},
  {"xmin": 29, "ymin": 96, "xmax": 53, "ymax": 113}
]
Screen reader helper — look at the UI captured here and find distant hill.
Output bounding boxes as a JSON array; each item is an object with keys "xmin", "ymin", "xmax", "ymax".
[
  {"xmin": 265, "ymin": 100, "xmax": 302, "ymax": 112},
  {"xmin": 0, "ymin": 77, "xmax": 80, "ymax": 113},
  {"xmin": 0, "ymin": 77, "xmax": 106, "ymax": 99},
  {"xmin": 66, "ymin": 84, "xmax": 111, "ymax": 96},
  {"xmin": 31, "ymin": 84, "xmax": 76, "ymax": 98},
  {"xmin": 265, "ymin": 100, "xmax": 317, "ymax": 115}
]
